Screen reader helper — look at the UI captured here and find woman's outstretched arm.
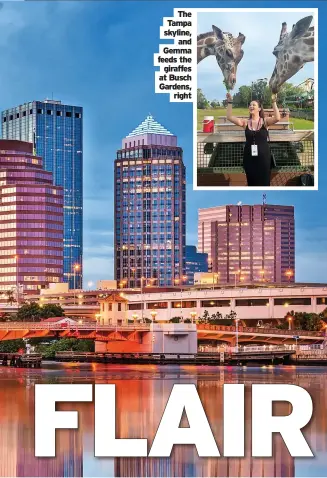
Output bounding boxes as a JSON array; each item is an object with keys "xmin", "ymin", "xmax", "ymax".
[
  {"xmin": 265, "ymin": 94, "xmax": 281, "ymax": 126},
  {"xmin": 226, "ymin": 93, "xmax": 246, "ymax": 128}
]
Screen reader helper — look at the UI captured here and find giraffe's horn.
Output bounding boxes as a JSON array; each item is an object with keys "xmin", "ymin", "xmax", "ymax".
[
  {"xmin": 238, "ymin": 33, "xmax": 246, "ymax": 44},
  {"xmin": 280, "ymin": 22, "xmax": 287, "ymax": 40}
]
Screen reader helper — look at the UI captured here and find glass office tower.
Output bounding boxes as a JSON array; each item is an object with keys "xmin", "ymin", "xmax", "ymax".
[
  {"xmin": 198, "ymin": 204, "xmax": 295, "ymax": 284},
  {"xmin": 1, "ymin": 100, "xmax": 83, "ymax": 288},
  {"xmin": 185, "ymin": 245, "xmax": 208, "ymax": 285},
  {"xmin": 0, "ymin": 139, "xmax": 63, "ymax": 294},
  {"xmin": 115, "ymin": 115, "xmax": 186, "ymax": 288}
]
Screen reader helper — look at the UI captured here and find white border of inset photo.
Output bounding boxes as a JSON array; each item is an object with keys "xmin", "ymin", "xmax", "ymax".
[{"xmin": 193, "ymin": 8, "xmax": 318, "ymax": 191}]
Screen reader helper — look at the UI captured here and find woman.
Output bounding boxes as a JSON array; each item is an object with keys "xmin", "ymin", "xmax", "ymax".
[{"xmin": 226, "ymin": 93, "xmax": 281, "ymax": 186}]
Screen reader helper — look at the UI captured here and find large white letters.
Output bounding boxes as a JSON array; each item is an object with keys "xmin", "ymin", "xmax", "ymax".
[
  {"xmin": 94, "ymin": 384, "xmax": 148, "ymax": 456},
  {"xmin": 149, "ymin": 384, "xmax": 220, "ymax": 457},
  {"xmin": 34, "ymin": 383, "xmax": 313, "ymax": 458},
  {"xmin": 252, "ymin": 384, "xmax": 313, "ymax": 457},
  {"xmin": 35, "ymin": 384, "xmax": 92, "ymax": 457}
]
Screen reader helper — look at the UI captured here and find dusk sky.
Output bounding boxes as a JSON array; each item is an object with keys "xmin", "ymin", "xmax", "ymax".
[{"xmin": 0, "ymin": 0, "xmax": 325, "ymax": 285}]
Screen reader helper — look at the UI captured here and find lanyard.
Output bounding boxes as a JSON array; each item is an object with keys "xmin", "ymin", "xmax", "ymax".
[{"xmin": 250, "ymin": 118, "xmax": 262, "ymax": 144}]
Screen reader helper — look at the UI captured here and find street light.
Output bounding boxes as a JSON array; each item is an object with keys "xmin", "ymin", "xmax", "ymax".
[
  {"xmin": 150, "ymin": 310, "xmax": 157, "ymax": 324},
  {"xmin": 132, "ymin": 313, "xmax": 138, "ymax": 324},
  {"xmin": 14, "ymin": 255, "xmax": 19, "ymax": 306},
  {"xmin": 73, "ymin": 264, "xmax": 80, "ymax": 305},
  {"xmin": 190, "ymin": 311, "xmax": 197, "ymax": 324},
  {"xmin": 285, "ymin": 269, "xmax": 294, "ymax": 283},
  {"xmin": 234, "ymin": 270, "xmax": 241, "ymax": 288},
  {"xmin": 235, "ymin": 318, "xmax": 240, "ymax": 353},
  {"xmin": 287, "ymin": 314, "xmax": 293, "ymax": 330},
  {"xmin": 140, "ymin": 276, "xmax": 145, "ymax": 322},
  {"xmin": 175, "ymin": 276, "xmax": 187, "ymax": 320}
]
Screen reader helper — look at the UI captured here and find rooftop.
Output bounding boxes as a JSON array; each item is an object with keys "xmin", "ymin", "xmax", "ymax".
[{"xmin": 126, "ymin": 114, "xmax": 174, "ymax": 138}]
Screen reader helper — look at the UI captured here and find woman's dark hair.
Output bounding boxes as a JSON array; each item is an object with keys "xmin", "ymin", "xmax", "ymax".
[{"xmin": 249, "ymin": 100, "xmax": 265, "ymax": 119}]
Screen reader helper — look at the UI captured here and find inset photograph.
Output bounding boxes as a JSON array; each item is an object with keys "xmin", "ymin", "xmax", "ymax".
[{"xmin": 196, "ymin": 9, "xmax": 317, "ymax": 189}]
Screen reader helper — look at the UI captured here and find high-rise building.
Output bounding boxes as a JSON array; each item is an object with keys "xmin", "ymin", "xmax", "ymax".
[
  {"xmin": 115, "ymin": 115, "xmax": 186, "ymax": 288},
  {"xmin": 0, "ymin": 140, "xmax": 63, "ymax": 294},
  {"xmin": 198, "ymin": 204, "xmax": 295, "ymax": 284},
  {"xmin": 185, "ymin": 245, "xmax": 208, "ymax": 285},
  {"xmin": 1, "ymin": 99, "xmax": 83, "ymax": 288}
]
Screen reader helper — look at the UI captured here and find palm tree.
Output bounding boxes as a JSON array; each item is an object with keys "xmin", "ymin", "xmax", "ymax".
[{"xmin": 5, "ymin": 289, "xmax": 16, "ymax": 306}]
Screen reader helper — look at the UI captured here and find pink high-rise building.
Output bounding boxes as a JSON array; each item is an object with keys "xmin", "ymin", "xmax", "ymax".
[
  {"xmin": 0, "ymin": 140, "xmax": 63, "ymax": 294},
  {"xmin": 198, "ymin": 204, "xmax": 295, "ymax": 285}
]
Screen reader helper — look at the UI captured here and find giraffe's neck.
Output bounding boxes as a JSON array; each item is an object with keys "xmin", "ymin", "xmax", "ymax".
[{"xmin": 197, "ymin": 32, "xmax": 222, "ymax": 64}]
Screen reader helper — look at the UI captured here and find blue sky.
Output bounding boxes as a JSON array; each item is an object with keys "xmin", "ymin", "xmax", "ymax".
[
  {"xmin": 197, "ymin": 11, "xmax": 315, "ymax": 100},
  {"xmin": 0, "ymin": 1, "xmax": 325, "ymax": 286}
]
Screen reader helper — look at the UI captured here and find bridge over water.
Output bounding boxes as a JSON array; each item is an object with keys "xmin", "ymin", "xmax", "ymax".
[{"xmin": 0, "ymin": 322, "xmax": 323, "ymax": 352}]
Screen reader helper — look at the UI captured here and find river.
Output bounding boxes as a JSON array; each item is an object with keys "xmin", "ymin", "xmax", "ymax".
[{"xmin": 0, "ymin": 363, "xmax": 325, "ymax": 477}]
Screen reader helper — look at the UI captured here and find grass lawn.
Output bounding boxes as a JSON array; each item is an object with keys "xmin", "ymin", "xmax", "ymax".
[{"xmin": 197, "ymin": 108, "xmax": 314, "ymax": 131}]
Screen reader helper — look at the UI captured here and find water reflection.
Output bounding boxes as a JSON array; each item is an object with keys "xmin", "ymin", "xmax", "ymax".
[{"xmin": 0, "ymin": 364, "xmax": 325, "ymax": 477}]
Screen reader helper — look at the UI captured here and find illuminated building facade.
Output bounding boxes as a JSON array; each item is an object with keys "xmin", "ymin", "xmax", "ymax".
[
  {"xmin": 0, "ymin": 140, "xmax": 63, "ymax": 293},
  {"xmin": 115, "ymin": 115, "xmax": 186, "ymax": 288},
  {"xmin": 1, "ymin": 99, "xmax": 83, "ymax": 288},
  {"xmin": 198, "ymin": 204, "xmax": 295, "ymax": 284},
  {"xmin": 185, "ymin": 245, "xmax": 208, "ymax": 285}
]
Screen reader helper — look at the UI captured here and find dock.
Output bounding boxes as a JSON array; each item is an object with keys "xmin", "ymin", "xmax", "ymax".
[
  {"xmin": 0, "ymin": 352, "xmax": 42, "ymax": 368},
  {"xmin": 54, "ymin": 350, "xmax": 295, "ymax": 365}
]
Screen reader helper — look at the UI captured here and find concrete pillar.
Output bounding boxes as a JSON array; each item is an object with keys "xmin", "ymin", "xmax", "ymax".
[{"xmin": 95, "ymin": 341, "xmax": 107, "ymax": 353}]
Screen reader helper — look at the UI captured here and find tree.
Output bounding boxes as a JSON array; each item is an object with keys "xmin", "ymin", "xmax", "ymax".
[
  {"xmin": 278, "ymin": 311, "xmax": 324, "ymax": 331},
  {"xmin": 226, "ymin": 310, "xmax": 237, "ymax": 322},
  {"xmin": 198, "ymin": 310, "xmax": 210, "ymax": 324},
  {"xmin": 238, "ymin": 85, "xmax": 252, "ymax": 107},
  {"xmin": 210, "ymin": 100, "xmax": 220, "ymax": 109},
  {"xmin": 277, "ymin": 82, "xmax": 306, "ymax": 108},
  {"xmin": 169, "ymin": 317, "xmax": 181, "ymax": 323},
  {"xmin": 197, "ymin": 88, "xmax": 210, "ymax": 109},
  {"xmin": 5, "ymin": 289, "xmax": 16, "ymax": 306},
  {"xmin": 40, "ymin": 304, "xmax": 65, "ymax": 319},
  {"xmin": 35, "ymin": 338, "xmax": 94, "ymax": 359},
  {"xmin": 0, "ymin": 339, "xmax": 25, "ymax": 353},
  {"xmin": 16, "ymin": 303, "xmax": 42, "ymax": 322},
  {"xmin": 15, "ymin": 303, "xmax": 65, "ymax": 322},
  {"xmin": 209, "ymin": 311, "xmax": 223, "ymax": 325}
]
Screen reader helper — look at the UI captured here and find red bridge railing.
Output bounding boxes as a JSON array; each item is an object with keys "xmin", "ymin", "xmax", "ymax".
[{"xmin": 197, "ymin": 324, "xmax": 324, "ymax": 337}]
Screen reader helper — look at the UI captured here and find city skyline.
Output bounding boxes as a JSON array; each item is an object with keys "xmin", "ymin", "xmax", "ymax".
[{"xmin": 0, "ymin": 1, "xmax": 325, "ymax": 286}]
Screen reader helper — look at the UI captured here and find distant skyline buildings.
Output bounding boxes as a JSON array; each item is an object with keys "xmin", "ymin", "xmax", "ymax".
[
  {"xmin": 198, "ymin": 204, "xmax": 295, "ymax": 285},
  {"xmin": 0, "ymin": 140, "xmax": 63, "ymax": 294},
  {"xmin": 1, "ymin": 99, "xmax": 83, "ymax": 289},
  {"xmin": 114, "ymin": 115, "xmax": 186, "ymax": 288},
  {"xmin": 185, "ymin": 245, "xmax": 208, "ymax": 285}
]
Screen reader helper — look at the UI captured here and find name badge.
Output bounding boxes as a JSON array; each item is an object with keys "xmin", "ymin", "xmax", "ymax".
[{"xmin": 251, "ymin": 145, "xmax": 258, "ymax": 156}]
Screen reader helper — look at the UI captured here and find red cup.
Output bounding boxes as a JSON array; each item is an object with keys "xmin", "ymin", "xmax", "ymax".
[{"xmin": 203, "ymin": 116, "xmax": 215, "ymax": 133}]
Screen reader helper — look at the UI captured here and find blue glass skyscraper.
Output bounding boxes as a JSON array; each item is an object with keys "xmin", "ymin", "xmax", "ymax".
[{"xmin": 1, "ymin": 99, "xmax": 83, "ymax": 288}]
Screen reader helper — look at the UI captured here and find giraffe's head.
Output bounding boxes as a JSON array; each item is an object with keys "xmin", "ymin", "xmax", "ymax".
[
  {"xmin": 269, "ymin": 16, "xmax": 314, "ymax": 93},
  {"xmin": 211, "ymin": 25, "xmax": 245, "ymax": 90}
]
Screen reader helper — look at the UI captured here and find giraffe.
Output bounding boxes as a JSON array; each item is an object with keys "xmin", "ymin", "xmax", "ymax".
[
  {"xmin": 269, "ymin": 16, "xmax": 314, "ymax": 93},
  {"xmin": 197, "ymin": 25, "xmax": 245, "ymax": 90}
]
